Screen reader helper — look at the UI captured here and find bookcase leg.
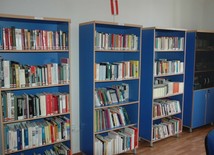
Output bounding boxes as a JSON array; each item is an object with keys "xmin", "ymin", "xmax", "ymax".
[
  {"xmin": 176, "ymin": 133, "xmax": 179, "ymax": 138},
  {"xmin": 133, "ymin": 148, "xmax": 137, "ymax": 154},
  {"xmin": 150, "ymin": 141, "xmax": 153, "ymax": 147},
  {"xmin": 211, "ymin": 122, "xmax": 214, "ymax": 126},
  {"xmin": 189, "ymin": 128, "xmax": 193, "ymax": 133}
]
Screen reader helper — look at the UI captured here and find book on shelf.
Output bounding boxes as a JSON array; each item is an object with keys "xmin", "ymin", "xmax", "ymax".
[
  {"xmin": 0, "ymin": 58, "xmax": 70, "ymax": 88},
  {"xmin": 153, "ymin": 79, "xmax": 184, "ymax": 98},
  {"xmin": 95, "ymin": 127, "xmax": 138, "ymax": 155},
  {"xmin": 95, "ymin": 107, "xmax": 130, "ymax": 132},
  {"xmin": 154, "ymin": 59, "xmax": 184, "ymax": 76},
  {"xmin": 2, "ymin": 92, "xmax": 70, "ymax": 122},
  {"xmin": 153, "ymin": 117, "xmax": 182, "ymax": 141},
  {"xmin": 155, "ymin": 37, "xmax": 184, "ymax": 50},
  {"xmin": 95, "ymin": 83, "xmax": 129, "ymax": 107},
  {"xmin": 95, "ymin": 61, "xmax": 139, "ymax": 81},
  {"xmin": 153, "ymin": 99, "xmax": 181, "ymax": 118},
  {"xmin": 0, "ymin": 27, "xmax": 68, "ymax": 50},
  {"xmin": 95, "ymin": 31, "xmax": 138, "ymax": 51},
  {"xmin": 4, "ymin": 116, "xmax": 70, "ymax": 153}
]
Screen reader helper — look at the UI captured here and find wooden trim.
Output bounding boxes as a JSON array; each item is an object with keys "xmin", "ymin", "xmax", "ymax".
[
  {"xmin": 79, "ymin": 20, "xmax": 142, "ymax": 28},
  {"xmin": 73, "ymin": 152, "xmax": 83, "ymax": 155},
  {"xmin": 143, "ymin": 26, "xmax": 187, "ymax": 31},
  {"xmin": 0, "ymin": 13, "xmax": 71, "ymax": 23}
]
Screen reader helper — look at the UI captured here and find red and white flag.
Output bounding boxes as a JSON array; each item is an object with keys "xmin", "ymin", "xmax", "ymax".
[{"xmin": 110, "ymin": 0, "xmax": 119, "ymax": 15}]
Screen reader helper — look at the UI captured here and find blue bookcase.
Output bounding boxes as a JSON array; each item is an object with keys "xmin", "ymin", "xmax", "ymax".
[
  {"xmin": 184, "ymin": 31, "xmax": 214, "ymax": 132},
  {"xmin": 140, "ymin": 27, "xmax": 186, "ymax": 146},
  {"xmin": 0, "ymin": 14, "xmax": 72, "ymax": 155},
  {"xmin": 79, "ymin": 21, "xmax": 141, "ymax": 154}
]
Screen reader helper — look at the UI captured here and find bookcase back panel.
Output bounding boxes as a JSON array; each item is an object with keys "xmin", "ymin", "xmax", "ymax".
[
  {"xmin": 0, "ymin": 52, "xmax": 68, "ymax": 65},
  {"xmin": 155, "ymin": 30, "xmax": 185, "ymax": 38},
  {"xmin": 123, "ymin": 104, "xmax": 139, "ymax": 125},
  {"xmin": 9, "ymin": 85, "xmax": 68, "ymax": 94},
  {"xmin": 155, "ymin": 52, "xmax": 185, "ymax": 62},
  {"xmin": 95, "ymin": 52, "xmax": 139, "ymax": 63},
  {"xmin": 156, "ymin": 75, "xmax": 184, "ymax": 82}
]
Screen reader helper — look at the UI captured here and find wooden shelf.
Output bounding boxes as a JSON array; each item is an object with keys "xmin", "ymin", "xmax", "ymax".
[
  {"xmin": 0, "ymin": 49, "xmax": 69, "ymax": 53},
  {"xmin": 95, "ymin": 77, "xmax": 139, "ymax": 83},
  {"xmin": 4, "ymin": 139, "xmax": 70, "ymax": 155},
  {"xmin": 154, "ymin": 73, "xmax": 184, "ymax": 77},
  {"xmin": 3, "ymin": 112, "xmax": 70, "ymax": 124},
  {"xmin": 1, "ymin": 83, "xmax": 69, "ymax": 91},
  {"xmin": 153, "ymin": 112, "xmax": 182, "ymax": 121},
  {"xmin": 95, "ymin": 123, "xmax": 137, "ymax": 134},
  {"xmin": 94, "ymin": 100, "xmax": 139, "ymax": 109}
]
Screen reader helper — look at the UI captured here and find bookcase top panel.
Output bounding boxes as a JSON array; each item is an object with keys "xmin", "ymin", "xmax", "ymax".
[
  {"xmin": 142, "ymin": 27, "xmax": 187, "ymax": 32},
  {"xmin": 187, "ymin": 30, "xmax": 214, "ymax": 33},
  {"xmin": 0, "ymin": 13, "xmax": 71, "ymax": 23},
  {"xmin": 79, "ymin": 20, "xmax": 142, "ymax": 28}
]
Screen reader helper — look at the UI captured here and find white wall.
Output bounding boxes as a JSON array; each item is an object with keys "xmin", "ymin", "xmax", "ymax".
[{"xmin": 0, "ymin": 0, "xmax": 213, "ymax": 153}]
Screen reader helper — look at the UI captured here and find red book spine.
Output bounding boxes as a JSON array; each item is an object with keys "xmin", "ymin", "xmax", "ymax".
[
  {"xmin": 110, "ymin": 0, "xmax": 114, "ymax": 15},
  {"xmin": 53, "ymin": 95, "xmax": 59, "ymax": 114},
  {"xmin": 115, "ymin": 0, "xmax": 119, "ymax": 15},
  {"xmin": 46, "ymin": 94, "xmax": 51, "ymax": 116}
]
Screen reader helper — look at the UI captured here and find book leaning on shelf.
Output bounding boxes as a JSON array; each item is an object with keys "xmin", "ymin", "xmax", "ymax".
[
  {"xmin": 0, "ymin": 57, "xmax": 70, "ymax": 88},
  {"xmin": 95, "ymin": 127, "xmax": 138, "ymax": 155},
  {"xmin": 153, "ymin": 117, "xmax": 182, "ymax": 141},
  {"xmin": 0, "ymin": 26, "xmax": 68, "ymax": 50},
  {"xmin": 95, "ymin": 83, "xmax": 129, "ymax": 107},
  {"xmin": 4, "ymin": 116, "xmax": 70, "ymax": 153},
  {"xmin": 2, "ymin": 92, "xmax": 70, "ymax": 122},
  {"xmin": 31, "ymin": 143, "xmax": 70, "ymax": 155},
  {"xmin": 95, "ymin": 107, "xmax": 131, "ymax": 132}
]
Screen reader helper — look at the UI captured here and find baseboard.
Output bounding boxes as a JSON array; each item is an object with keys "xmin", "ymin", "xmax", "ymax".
[{"xmin": 73, "ymin": 152, "xmax": 83, "ymax": 155}]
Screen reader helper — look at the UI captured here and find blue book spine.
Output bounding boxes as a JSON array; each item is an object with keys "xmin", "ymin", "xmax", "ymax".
[
  {"xmin": 41, "ymin": 124, "xmax": 45, "ymax": 144},
  {"xmin": 0, "ymin": 26, "xmax": 2, "ymax": 50},
  {"xmin": 24, "ymin": 127, "xmax": 29, "ymax": 148}
]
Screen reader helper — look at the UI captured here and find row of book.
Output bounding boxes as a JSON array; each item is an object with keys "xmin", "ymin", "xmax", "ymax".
[
  {"xmin": 95, "ymin": 127, "xmax": 138, "ymax": 155},
  {"xmin": 94, "ymin": 61, "xmax": 139, "ymax": 81},
  {"xmin": 0, "ymin": 57, "xmax": 70, "ymax": 88},
  {"xmin": 95, "ymin": 31, "xmax": 138, "ymax": 50},
  {"xmin": 95, "ymin": 83, "xmax": 129, "ymax": 107},
  {"xmin": 32, "ymin": 143, "xmax": 71, "ymax": 155},
  {"xmin": 2, "ymin": 92, "xmax": 70, "ymax": 122},
  {"xmin": 196, "ymin": 38, "xmax": 213, "ymax": 50},
  {"xmin": 4, "ymin": 116, "xmax": 70, "ymax": 153},
  {"xmin": 95, "ymin": 107, "xmax": 131, "ymax": 132},
  {"xmin": 154, "ymin": 59, "xmax": 184, "ymax": 76},
  {"xmin": 0, "ymin": 26, "xmax": 68, "ymax": 50},
  {"xmin": 153, "ymin": 117, "xmax": 182, "ymax": 141},
  {"xmin": 153, "ymin": 99, "xmax": 181, "ymax": 118},
  {"xmin": 153, "ymin": 78, "xmax": 184, "ymax": 98},
  {"xmin": 155, "ymin": 37, "xmax": 184, "ymax": 50}
]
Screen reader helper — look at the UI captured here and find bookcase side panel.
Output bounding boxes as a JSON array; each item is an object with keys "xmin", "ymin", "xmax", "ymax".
[
  {"xmin": 140, "ymin": 29, "xmax": 155, "ymax": 141},
  {"xmin": 183, "ymin": 32, "xmax": 196, "ymax": 128},
  {"xmin": 79, "ymin": 24, "xmax": 94, "ymax": 154}
]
